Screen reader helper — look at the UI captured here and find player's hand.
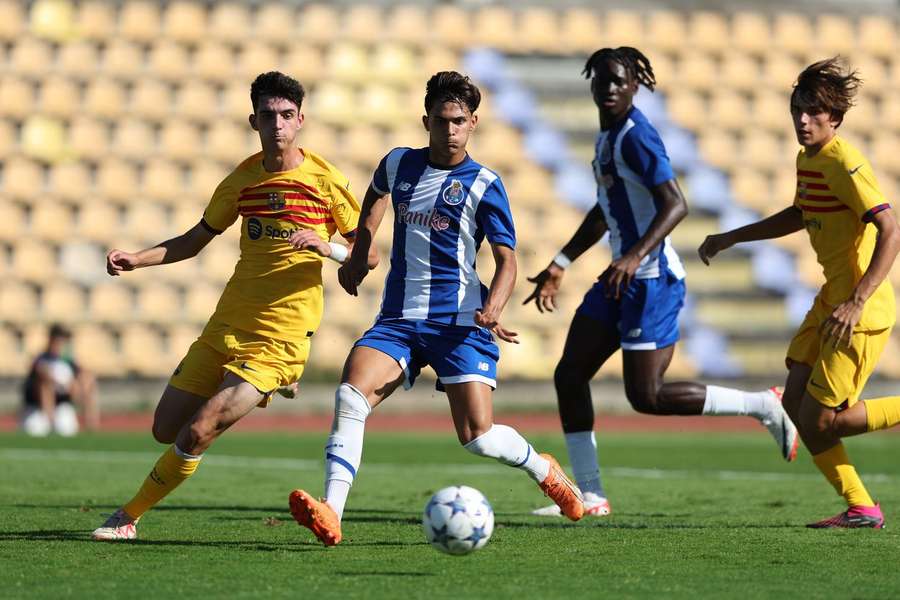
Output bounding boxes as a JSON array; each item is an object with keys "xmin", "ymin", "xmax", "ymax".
[
  {"xmin": 338, "ymin": 256, "xmax": 368, "ymax": 296},
  {"xmin": 106, "ymin": 249, "xmax": 139, "ymax": 276},
  {"xmin": 288, "ymin": 229, "xmax": 331, "ymax": 257},
  {"xmin": 474, "ymin": 305, "xmax": 501, "ymax": 330},
  {"xmin": 522, "ymin": 264, "xmax": 564, "ymax": 313},
  {"xmin": 698, "ymin": 233, "xmax": 734, "ymax": 266},
  {"xmin": 599, "ymin": 253, "xmax": 641, "ymax": 300},
  {"xmin": 821, "ymin": 298, "xmax": 864, "ymax": 348},
  {"xmin": 491, "ymin": 323, "xmax": 519, "ymax": 344}
]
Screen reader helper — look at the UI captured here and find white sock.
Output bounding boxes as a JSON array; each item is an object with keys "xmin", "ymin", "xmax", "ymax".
[
  {"xmin": 702, "ymin": 385, "xmax": 773, "ymax": 420},
  {"xmin": 564, "ymin": 431, "xmax": 604, "ymax": 496},
  {"xmin": 323, "ymin": 383, "xmax": 371, "ymax": 520},
  {"xmin": 463, "ymin": 424, "xmax": 551, "ymax": 482}
]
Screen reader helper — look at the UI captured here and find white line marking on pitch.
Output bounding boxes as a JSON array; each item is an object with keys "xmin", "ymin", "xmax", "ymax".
[{"xmin": 0, "ymin": 447, "xmax": 892, "ymax": 483}]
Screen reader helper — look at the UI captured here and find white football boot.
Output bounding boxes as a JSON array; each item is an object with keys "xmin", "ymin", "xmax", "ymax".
[
  {"xmin": 760, "ymin": 387, "xmax": 799, "ymax": 462},
  {"xmin": 532, "ymin": 491, "xmax": 611, "ymax": 517},
  {"xmin": 92, "ymin": 509, "xmax": 139, "ymax": 541}
]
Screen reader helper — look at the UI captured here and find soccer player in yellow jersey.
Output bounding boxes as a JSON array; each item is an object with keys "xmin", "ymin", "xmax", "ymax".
[
  {"xmin": 700, "ymin": 58, "xmax": 900, "ymax": 528},
  {"xmin": 92, "ymin": 72, "xmax": 372, "ymax": 540}
]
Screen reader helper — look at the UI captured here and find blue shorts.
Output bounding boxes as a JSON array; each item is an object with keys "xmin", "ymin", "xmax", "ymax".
[
  {"xmin": 576, "ymin": 273, "xmax": 685, "ymax": 350},
  {"xmin": 354, "ymin": 319, "xmax": 499, "ymax": 390}
]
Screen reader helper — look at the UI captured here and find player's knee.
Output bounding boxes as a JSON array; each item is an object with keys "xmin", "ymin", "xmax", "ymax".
[
  {"xmin": 334, "ymin": 383, "xmax": 371, "ymax": 424},
  {"xmin": 187, "ymin": 418, "xmax": 218, "ymax": 449},
  {"xmin": 463, "ymin": 424, "xmax": 500, "ymax": 458},
  {"xmin": 151, "ymin": 421, "xmax": 177, "ymax": 444},
  {"xmin": 554, "ymin": 360, "xmax": 589, "ymax": 392},
  {"xmin": 625, "ymin": 384, "xmax": 661, "ymax": 414}
]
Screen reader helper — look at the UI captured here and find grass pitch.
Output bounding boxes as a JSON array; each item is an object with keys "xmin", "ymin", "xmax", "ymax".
[{"xmin": 2, "ymin": 429, "xmax": 900, "ymax": 599}]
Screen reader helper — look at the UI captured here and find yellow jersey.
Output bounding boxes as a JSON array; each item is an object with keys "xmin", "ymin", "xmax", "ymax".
[
  {"xmin": 202, "ymin": 149, "xmax": 360, "ymax": 341},
  {"xmin": 794, "ymin": 135, "xmax": 894, "ymax": 331}
]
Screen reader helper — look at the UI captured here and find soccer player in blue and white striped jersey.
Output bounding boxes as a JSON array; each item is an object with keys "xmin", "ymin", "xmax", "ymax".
[
  {"xmin": 525, "ymin": 47, "xmax": 799, "ymax": 518},
  {"xmin": 289, "ymin": 72, "xmax": 584, "ymax": 546}
]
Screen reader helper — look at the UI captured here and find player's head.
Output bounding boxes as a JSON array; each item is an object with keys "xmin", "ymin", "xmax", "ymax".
[
  {"xmin": 422, "ymin": 71, "xmax": 480, "ymax": 159},
  {"xmin": 249, "ymin": 71, "xmax": 306, "ymax": 152},
  {"xmin": 790, "ymin": 57, "xmax": 860, "ymax": 150},
  {"xmin": 583, "ymin": 47, "xmax": 655, "ymax": 124},
  {"xmin": 47, "ymin": 323, "xmax": 71, "ymax": 355}
]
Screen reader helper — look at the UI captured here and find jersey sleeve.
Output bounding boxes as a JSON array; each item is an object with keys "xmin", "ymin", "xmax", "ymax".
[
  {"xmin": 620, "ymin": 124, "xmax": 676, "ymax": 189},
  {"xmin": 201, "ymin": 177, "xmax": 239, "ymax": 234},
  {"xmin": 370, "ymin": 147, "xmax": 409, "ymax": 195},
  {"xmin": 475, "ymin": 178, "xmax": 516, "ymax": 249},
  {"xmin": 328, "ymin": 174, "xmax": 361, "ymax": 239},
  {"xmin": 832, "ymin": 160, "xmax": 890, "ymax": 222}
]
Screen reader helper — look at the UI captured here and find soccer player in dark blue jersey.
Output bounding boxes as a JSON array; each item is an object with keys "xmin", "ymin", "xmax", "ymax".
[
  {"xmin": 525, "ymin": 47, "xmax": 798, "ymax": 517},
  {"xmin": 289, "ymin": 72, "xmax": 584, "ymax": 546}
]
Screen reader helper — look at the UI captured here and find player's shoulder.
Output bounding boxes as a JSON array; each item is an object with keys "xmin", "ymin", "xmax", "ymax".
[
  {"xmin": 381, "ymin": 146, "xmax": 418, "ymax": 165},
  {"xmin": 301, "ymin": 149, "xmax": 351, "ymax": 187},
  {"xmin": 826, "ymin": 136, "xmax": 869, "ymax": 171},
  {"xmin": 622, "ymin": 108, "xmax": 661, "ymax": 140},
  {"xmin": 222, "ymin": 151, "xmax": 264, "ymax": 183}
]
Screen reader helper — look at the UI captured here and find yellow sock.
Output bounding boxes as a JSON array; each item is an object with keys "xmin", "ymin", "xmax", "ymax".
[
  {"xmin": 122, "ymin": 446, "xmax": 202, "ymax": 519},
  {"xmin": 864, "ymin": 397, "xmax": 900, "ymax": 432},
  {"xmin": 811, "ymin": 443, "xmax": 874, "ymax": 508}
]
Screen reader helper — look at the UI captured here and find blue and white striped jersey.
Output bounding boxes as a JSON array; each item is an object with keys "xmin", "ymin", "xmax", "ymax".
[
  {"xmin": 593, "ymin": 106, "xmax": 685, "ymax": 280},
  {"xmin": 370, "ymin": 147, "xmax": 516, "ymax": 327}
]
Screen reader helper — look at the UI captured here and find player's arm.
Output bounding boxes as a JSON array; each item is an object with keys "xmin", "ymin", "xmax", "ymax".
[
  {"xmin": 523, "ymin": 205, "xmax": 608, "ymax": 313},
  {"xmin": 824, "ymin": 208, "xmax": 900, "ymax": 346},
  {"xmin": 476, "ymin": 243, "xmax": 518, "ymax": 343},
  {"xmin": 698, "ymin": 207, "xmax": 805, "ymax": 265},
  {"xmin": 337, "ymin": 184, "xmax": 389, "ymax": 296},
  {"xmin": 33, "ymin": 362, "xmax": 57, "ymax": 418},
  {"xmin": 106, "ymin": 220, "xmax": 217, "ymax": 276},
  {"xmin": 600, "ymin": 178, "xmax": 688, "ymax": 299}
]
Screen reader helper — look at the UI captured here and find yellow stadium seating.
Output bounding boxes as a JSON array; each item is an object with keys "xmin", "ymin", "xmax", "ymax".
[
  {"xmin": 30, "ymin": 0, "xmax": 75, "ymax": 42},
  {"xmin": 12, "ymin": 240, "xmax": 57, "ymax": 283},
  {"xmin": 773, "ymin": 13, "xmax": 813, "ymax": 56},
  {"xmin": 121, "ymin": 323, "xmax": 171, "ymax": 375},
  {"xmin": 163, "ymin": 1, "xmax": 206, "ymax": 45},
  {"xmin": 75, "ymin": 1, "xmax": 115, "ymax": 42},
  {"xmin": 560, "ymin": 7, "xmax": 602, "ymax": 54},
  {"xmin": 858, "ymin": 16, "xmax": 896, "ymax": 61},
  {"xmin": 0, "ymin": 200, "xmax": 27, "ymax": 243},
  {"xmin": 40, "ymin": 76, "xmax": 80, "ymax": 120},
  {"xmin": 89, "ymin": 281, "xmax": 134, "ymax": 323},
  {"xmin": 112, "ymin": 120, "xmax": 156, "ymax": 162},
  {"xmin": 102, "ymin": 39, "xmax": 143, "ymax": 83},
  {"xmin": 814, "ymin": 15, "xmax": 855, "ymax": 56},
  {"xmin": 647, "ymin": 11, "xmax": 687, "ymax": 55},
  {"xmin": 118, "ymin": 0, "xmax": 161, "ymax": 44},
  {"xmin": 148, "ymin": 41, "xmax": 191, "ymax": 84},
  {"xmin": 0, "ymin": 0, "xmax": 26, "ymax": 42},
  {"xmin": 194, "ymin": 41, "xmax": 236, "ymax": 84},
  {"xmin": 0, "ymin": 327, "xmax": 25, "ymax": 376},
  {"xmin": 159, "ymin": 122, "xmax": 201, "ymax": 163},
  {"xmin": 185, "ymin": 282, "xmax": 224, "ymax": 322},
  {"xmin": 602, "ymin": 10, "xmax": 644, "ymax": 50},
  {"xmin": 187, "ymin": 161, "xmax": 229, "ymax": 201},
  {"xmin": 720, "ymin": 51, "xmax": 761, "ymax": 93},
  {"xmin": 137, "ymin": 282, "xmax": 181, "ymax": 323},
  {"xmin": 236, "ymin": 41, "xmax": 280, "ymax": 83},
  {"xmin": 67, "ymin": 116, "xmax": 109, "ymax": 162},
  {"xmin": 96, "ymin": 158, "xmax": 138, "ymax": 204},
  {"xmin": 49, "ymin": 161, "xmax": 91, "ymax": 204},
  {"xmin": 0, "ymin": 76, "xmax": 35, "ymax": 120},
  {"xmin": 473, "ymin": 6, "xmax": 517, "ymax": 53},
  {"xmin": 3, "ymin": 157, "xmax": 42, "ymax": 200},
  {"xmin": 0, "ymin": 281, "xmax": 38, "ymax": 323},
  {"xmin": 689, "ymin": 11, "xmax": 730, "ymax": 55},
  {"xmin": 674, "ymin": 51, "xmax": 718, "ymax": 92},
  {"xmin": 56, "ymin": 40, "xmax": 98, "ymax": 81},
  {"xmin": 125, "ymin": 203, "xmax": 173, "ymax": 244},
  {"xmin": 41, "ymin": 280, "xmax": 86, "ymax": 323},
  {"xmin": 254, "ymin": 3, "xmax": 298, "ymax": 46},
  {"xmin": 77, "ymin": 202, "xmax": 120, "ymax": 243},
  {"xmin": 143, "ymin": 159, "xmax": 185, "ymax": 205},
  {"xmin": 384, "ymin": 5, "xmax": 428, "ymax": 47},
  {"xmin": 344, "ymin": 4, "xmax": 383, "ymax": 45},
  {"xmin": 21, "ymin": 115, "xmax": 67, "ymax": 163},
  {"xmin": 9, "ymin": 37, "xmax": 53, "ymax": 80},
  {"xmin": 208, "ymin": 3, "xmax": 249, "ymax": 44},
  {"xmin": 0, "ymin": 118, "xmax": 14, "ymax": 159},
  {"xmin": 281, "ymin": 45, "xmax": 326, "ymax": 85},
  {"xmin": 30, "ymin": 202, "xmax": 75, "ymax": 243},
  {"xmin": 708, "ymin": 89, "xmax": 749, "ymax": 132},
  {"xmin": 83, "ymin": 79, "xmax": 127, "ymax": 120},
  {"xmin": 71, "ymin": 324, "xmax": 119, "ymax": 376},
  {"xmin": 432, "ymin": 5, "xmax": 472, "ymax": 51}
]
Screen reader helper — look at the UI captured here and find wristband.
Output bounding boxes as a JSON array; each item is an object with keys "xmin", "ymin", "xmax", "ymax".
[
  {"xmin": 551, "ymin": 252, "xmax": 571, "ymax": 269},
  {"xmin": 327, "ymin": 242, "xmax": 349, "ymax": 264}
]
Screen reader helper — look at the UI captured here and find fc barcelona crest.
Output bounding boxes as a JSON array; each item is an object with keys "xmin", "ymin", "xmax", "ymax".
[
  {"xmin": 268, "ymin": 191, "xmax": 286, "ymax": 210},
  {"xmin": 443, "ymin": 179, "xmax": 466, "ymax": 206}
]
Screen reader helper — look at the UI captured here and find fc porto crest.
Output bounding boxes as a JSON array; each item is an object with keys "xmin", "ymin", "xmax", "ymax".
[
  {"xmin": 268, "ymin": 191, "xmax": 286, "ymax": 210},
  {"xmin": 443, "ymin": 179, "xmax": 466, "ymax": 206}
]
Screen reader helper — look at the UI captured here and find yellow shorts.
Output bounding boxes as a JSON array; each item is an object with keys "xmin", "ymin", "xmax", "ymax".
[
  {"xmin": 169, "ymin": 318, "xmax": 310, "ymax": 405},
  {"xmin": 786, "ymin": 299, "xmax": 891, "ymax": 408}
]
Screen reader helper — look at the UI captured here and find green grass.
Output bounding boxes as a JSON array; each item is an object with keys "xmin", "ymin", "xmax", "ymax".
[{"xmin": 2, "ymin": 430, "xmax": 900, "ymax": 599}]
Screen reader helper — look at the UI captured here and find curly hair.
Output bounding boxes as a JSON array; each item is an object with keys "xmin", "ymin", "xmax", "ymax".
[
  {"xmin": 424, "ymin": 71, "xmax": 482, "ymax": 114},
  {"xmin": 791, "ymin": 57, "xmax": 861, "ymax": 124},
  {"xmin": 582, "ymin": 46, "xmax": 656, "ymax": 92},
  {"xmin": 250, "ymin": 71, "xmax": 306, "ymax": 112}
]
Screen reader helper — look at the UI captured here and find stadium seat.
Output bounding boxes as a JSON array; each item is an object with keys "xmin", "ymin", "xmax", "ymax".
[
  {"xmin": 720, "ymin": 51, "xmax": 761, "ymax": 93},
  {"xmin": 730, "ymin": 169, "xmax": 771, "ymax": 213},
  {"xmin": 730, "ymin": 12, "xmax": 771, "ymax": 56},
  {"xmin": 74, "ymin": 1, "xmax": 115, "ymax": 42},
  {"xmin": 83, "ymin": 79, "xmax": 127, "ymax": 120},
  {"xmin": 125, "ymin": 202, "xmax": 172, "ymax": 244},
  {"xmin": 0, "ymin": 326, "xmax": 24, "ymax": 376},
  {"xmin": 280, "ymin": 45, "xmax": 325, "ymax": 85},
  {"xmin": 118, "ymin": 0, "xmax": 161, "ymax": 44},
  {"xmin": 344, "ymin": 4, "xmax": 383, "ymax": 45},
  {"xmin": 175, "ymin": 82, "xmax": 218, "ymax": 124},
  {"xmin": 0, "ymin": 200, "xmax": 27, "ymax": 243},
  {"xmin": 772, "ymin": 13, "xmax": 813, "ymax": 56},
  {"xmin": 341, "ymin": 125, "xmax": 384, "ymax": 167},
  {"xmin": 143, "ymin": 159, "xmax": 184, "ymax": 205},
  {"xmin": 185, "ymin": 282, "xmax": 224, "ymax": 322},
  {"xmin": 743, "ymin": 131, "xmax": 782, "ymax": 172},
  {"xmin": 0, "ymin": 76, "xmax": 35, "ymax": 120},
  {"xmin": 96, "ymin": 158, "xmax": 138, "ymax": 204},
  {"xmin": 199, "ymin": 241, "xmax": 240, "ymax": 284},
  {"xmin": 89, "ymin": 281, "xmax": 134, "ymax": 323},
  {"xmin": 432, "ymin": 5, "xmax": 472, "ymax": 50},
  {"xmin": 41, "ymin": 280, "xmax": 86, "ymax": 323},
  {"xmin": 383, "ymin": 5, "xmax": 428, "ymax": 47},
  {"xmin": 309, "ymin": 82, "xmax": 356, "ymax": 126},
  {"xmin": 163, "ymin": 1, "xmax": 207, "ymax": 45},
  {"xmin": 236, "ymin": 41, "xmax": 279, "ymax": 83},
  {"xmin": 111, "ymin": 120, "xmax": 156, "ymax": 162},
  {"xmin": 0, "ymin": 281, "xmax": 38, "ymax": 323},
  {"xmin": 102, "ymin": 39, "xmax": 144, "ymax": 83},
  {"xmin": 11, "ymin": 240, "xmax": 57, "ymax": 283},
  {"xmin": 505, "ymin": 165, "xmax": 557, "ymax": 208},
  {"xmin": 38, "ymin": 85, "xmax": 76, "ymax": 132},
  {"xmin": 853, "ymin": 57, "xmax": 887, "ymax": 95},
  {"xmin": 56, "ymin": 41, "xmax": 98, "ymax": 82},
  {"xmin": 29, "ymin": 0, "xmax": 76, "ymax": 42},
  {"xmin": 665, "ymin": 89, "xmax": 706, "ymax": 132},
  {"xmin": 814, "ymin": 15, "xmax": 854, "ymax": 55},
  {"xmin": 689, "ymin": 11, "xmax": 730, "ymax": 54},
  {"xmin": 418, "ymin": 46, "xmax": 461, "ymax": 82},
  {"xmin": 647, "ymin": 11, "xmax": 687, "ymax": 55},
  {"xmin": 76, "ymin": 201, "xmax": 120, "ymax": 243},
  {"xmin": 858, "ymin": 16, "xmax": 896, "ymax": 60},
  {"xmin": 71, "ymin": 323, "xmax": 119, "ymax": 376},
  {"xmin": 473, "ymin": 6, "xmax": 517, "ymax": 52},
  {"xmin": 325, "ymin": 42, "xmax": 368, "ymax": 84},
  {"xmin": 187, "ymin": 161, "xmax": 228, "ymax": 201},
  {"xmin": 674, "ymin": 52, "xmax": 717, "ymax": 92},
  {"xmin": 21, "ymin": 115, "xmax": 67, "ymax": 163},
  {"xmin": 159, "ymin": 122, "xmax": 201, "ymax": 163},
  {"xmin": 130, "ymin": 79, "xmax": 172, "ymax": 124},
  {"xmin": 148, "ymin": 40, "xmax": 191, "ymax": 84},
  {"xmin": 307, "ymin": 324, "xmax": 354, "ymax": 373},
  {"xmin": 205, "ymin": 121, "xmax": 250, "ymax": 165},
  {"xmin": 295, "ymin": 3, "xmax": 337, "ymax": 45},
  {"xmin": 0, "ymin": 0, "xmax": 26, "ymax": 42},
  {"xmin": 221, "ymin": 80, "xmax": 253, "ymax": 122},
  {"xmin": 208, "ymin": 2, "xmax": 249, "ymax": 44},
  {"xmin": 359, "ymin": 84, "xmax": 404, "ymax": 126},
  {"xmin": 9, "ymin": 36, "xmax": 53, "ymax": 80},
  {"xmin": 253, "ymin": 3, "xmax": 297, "ymax": 46},
  {"xmin": 516, "ymin": 7, "xmax": 560, "ymax": 54},
  {"xmin": 559, "ymin": 7, "xmax": 602, "ymax": 54},
  {"xmin": 30, "ymin": 202, "xmax": 76, "ymax": 243},
  {"xmin": 603, "ymin": 10, "xmax": 644, "ymax": 50},
  {"xmin": 871, "ymin": 133, "xmax": 900, "ymax": 176},
  {"xmin": 469, "ymin": 124, "xmax": 525, "ymax": 172},
  {"xmin": 371, "ymin": 43, "xmax": 417, "ymax": 86},
  {"xmin": 697, "ymin": 132, "xmax": 738, "ymax": 172},
  {"xmin": 194, "ymin": 41, "xmax": 235, "ymax": 84},
  {"xmin": 3, "ymin": 157, "xmax": 43, "ymax": 200},
  {"xmin": 137, "ymin": 282, "xmax": 181, "ymax": 323},
  {"xmin": 67, "ymin": 116, "xmax": 109, "ymax": 162},
  {"xmin": 0, "ymin": 118, "xmax": 14, "ymax": 159},
  {"xmin": 845, "ymin": 95, "xmax": 876, "ymax": 135},
  {"xmin": 751, "ymin": 90, "xmax": 790, "ymax": 133},
  {"xmin": 708, "ymin": 89, "xmax": 749, "ymax": 132},
  {"xmin": 167, "ymin": 323, "xmax": 201, "ymax": 358},
  {"xmin": 121, "ymin": 323, "xmax": 171, "ymax": 376}
]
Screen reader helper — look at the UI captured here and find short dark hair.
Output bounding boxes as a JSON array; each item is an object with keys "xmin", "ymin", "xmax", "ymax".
[
  {"xmin": 424, "ymin": 71, "xmax": 481, "ymax": 114},
  {"xmin": 250, "ymin": 71, "xmax": 305, "ymax": 113},
  {"xmin": 583, "ymin": 47, "xmax": 656, "ymax": 92},
  {"xmin": 791, "ymin": 57, "xmax": 861, "ymax": 125},
  {"xmin": 48, "ymin": 323, "xmax": 71, "ymax": 340}
]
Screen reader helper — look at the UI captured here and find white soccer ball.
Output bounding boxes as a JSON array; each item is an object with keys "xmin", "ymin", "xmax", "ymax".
[{"xmin": 422, "ymin": 485, "xmax": 494, "ymax": 555}]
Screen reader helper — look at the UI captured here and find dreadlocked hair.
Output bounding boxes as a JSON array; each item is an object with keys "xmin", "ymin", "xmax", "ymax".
[
  {"xmin": 582, "ymin": 47, "xmax": 656, "ymax": 92},
  {"xmin": 792, "ymin": 56, "xmax": 861, "ymax": 123}
]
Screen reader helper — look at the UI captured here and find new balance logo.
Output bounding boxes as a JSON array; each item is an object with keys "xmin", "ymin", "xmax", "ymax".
[
  {"xmin": 626, "ymin": 328, "xmax": 642, "ymax": 338},
  {"xmin": 849, "ymin": 165, "xmax": 863, "ymax": 175},
  {"xmin": 477, "ymin": 362, "xmax": 490, "ymax": 372},
  {"xmin": 398, "ymin": 182, "xmax": 412, "ymax": 191}
]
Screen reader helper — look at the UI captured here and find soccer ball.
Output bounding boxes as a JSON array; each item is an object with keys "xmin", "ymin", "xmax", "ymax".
[{"xmin": 422, "ymin": 485, "xmax": 494, "ymax": 555}]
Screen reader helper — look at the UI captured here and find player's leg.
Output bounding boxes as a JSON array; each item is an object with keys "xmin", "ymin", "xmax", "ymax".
[
  {"xmin": 71, "ymin": 369, "xmax": 100, "ymax": 431},
  {"xmin": 550, "ymin": 312, "xmax": 619, "ymax": 513},
  {"xmin": 150, "ymin": 385, "xmax": 209, "ymax": 444}
]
